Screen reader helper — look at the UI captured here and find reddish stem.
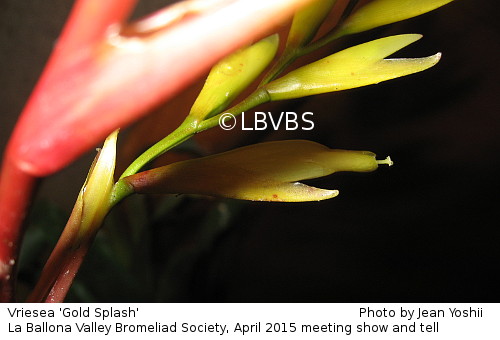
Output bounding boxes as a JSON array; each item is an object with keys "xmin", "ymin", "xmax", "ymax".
[
  {"xmin": 44, "ymin": 243, "xmax": 90, "ymax": 303},
  {"xmin": 27, "ymin": 236, "xmax": 91, "ymax": 303},
  {"xmin": 0, "ymin": 156, "xmax": 37, "ymax": 302},
  {"xmin": 26, "ymin": 199, "xmax": 82, "ymax": 302}
]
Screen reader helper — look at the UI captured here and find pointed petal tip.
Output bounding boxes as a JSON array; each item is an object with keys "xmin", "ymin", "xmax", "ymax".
[
  {"xmin": 322, "ymin": 189, "xmax": 340, "ymax": 200},
  {"xmin": 394, "ymin": 33, "xmax": 423, "ymax": 49},
  {"xmin": 422, "ymin": 52, "xmax": 442, "ymax": 68},
  {"xmin": 408, "ymin": 33, "xmax": 423, "ymax": 41}
]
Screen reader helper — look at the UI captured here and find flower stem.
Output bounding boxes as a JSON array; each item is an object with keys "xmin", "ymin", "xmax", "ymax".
[
  {"xmin": 297, "ymin": 0, "xmax": 360, "ymax": 57},
  {"xmin": 197, "ymin": 88, "xmax": 271, "ymax": 133},
  {"xmin": 297, "ymin": 29, "xmax": 344, "ymax": 57},
  {"xmin": 26, "ymin": 197, "xmax": 83, "ymax": 302},
  {"xmin": 259, "ymin": 51, "xmax": 298, "ymax": 86},
  {"xmin": 119, "ymin": 117, "xmax": 199, "ymax": 179},
  {"xmin": 44, "ymin": 243, "xmax": 90, "ymax": 303},
  {"xmin": 110, "ymin": 117, "xmax": 199, "ymax": 206}
]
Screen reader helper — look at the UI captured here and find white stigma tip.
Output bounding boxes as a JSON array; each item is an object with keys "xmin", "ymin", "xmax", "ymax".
[{"xmin": 377, "ymin": 156, "xmax": 394, "ymax": 167}]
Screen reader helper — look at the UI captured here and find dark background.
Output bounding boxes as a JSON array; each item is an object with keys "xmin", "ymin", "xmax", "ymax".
[{"xmin": 1, "ymin": 1, "xmax": 499, "ymax": 302}]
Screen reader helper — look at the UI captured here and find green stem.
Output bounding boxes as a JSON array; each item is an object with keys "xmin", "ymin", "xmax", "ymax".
[
  {"xmin": 259, "ymin": 51, "xmax": 298, "ymax": 86},
  {"xmin": 297, "ymin": 29, "xmax": 344, "ymax": 57},
  {"xmin": 197, "ymin": 88, "xmax": 270, "ymax": 133},
  {"xmin": 298, "ymin": 0, "xmax": 360, "ymax": 57},
  {"xmin": 261, "ymin": 0, "xmax": 362, "ymax": 84},
  {"xmin": 120, "ymin": 117, "xmax": 198, "ymax": 179},
  {"xmin": 110, "ymin": 180, "xmax": 134, "ymax": 207},
  {"xmin": 110, "ymin": 116, "xmax": 198, "ymax": 206}
]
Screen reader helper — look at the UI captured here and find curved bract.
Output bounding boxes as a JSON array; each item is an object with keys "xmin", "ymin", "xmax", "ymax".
[
  {"xmin": 264, "ymin": 34, "xmax": 441, "ymax": 101},
  {"xmin": 338, "ymin": 0, "xmax": 455, "ymax": 36}
]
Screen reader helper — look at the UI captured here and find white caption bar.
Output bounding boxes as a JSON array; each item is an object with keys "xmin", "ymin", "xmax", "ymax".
[{"xmin": 1, "ymin": 303, "xmax": 498, "ymax": 339}]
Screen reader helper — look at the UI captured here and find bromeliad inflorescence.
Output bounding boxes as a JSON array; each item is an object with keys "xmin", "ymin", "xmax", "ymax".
[{"xmin": 5, "ymin": 0, "xmax": 455, "ymax": 302}]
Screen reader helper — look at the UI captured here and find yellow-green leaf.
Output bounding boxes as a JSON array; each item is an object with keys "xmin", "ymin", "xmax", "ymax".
[
  {"xmin": 338, "ymin": 0, "xmax": 455, "ymax": 36},
  {"xmin": 77, "ymin": 130, "xmax": 118, "ymax": 240},
  {"xmin": 189, "ymin": 34, "xmax": 279, "ymax": 121},
  {"xmin": 122, "ymin": 140, "xmax": 386, "ymax": 202},
  {"xmin": 264, "ymin": 34, "xmax": 441, "ymax": 101},
  {"xmin": 286, "ymin": 0, "xmax": 337, "ymax": 50}
]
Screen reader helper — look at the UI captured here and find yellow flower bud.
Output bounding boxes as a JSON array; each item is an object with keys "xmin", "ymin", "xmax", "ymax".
[
  {"xmin": 189, "ymin": 34, "xmax": 279, "ymax": 121},
  {"xmin": 264, "ymin": 34, "xmax": 441, "ymax": 101},
  {"xmin": 122, "ymin": 140, "xmax": 390, "ymax": 202}
]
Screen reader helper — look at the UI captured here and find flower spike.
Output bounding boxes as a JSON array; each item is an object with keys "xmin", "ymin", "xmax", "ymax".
[{"xmin": 120, "ymin": 140, "xmax": 388, "ymax": 202}]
